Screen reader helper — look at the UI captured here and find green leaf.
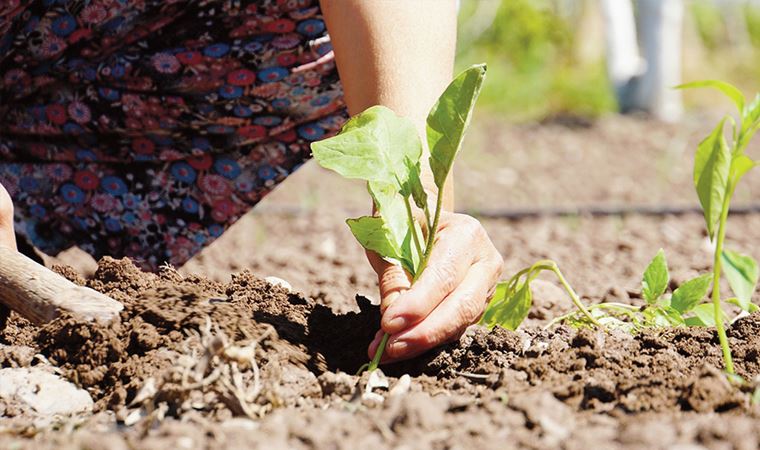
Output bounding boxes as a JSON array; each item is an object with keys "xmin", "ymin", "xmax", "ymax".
[
  {"xmin": 721, "ymin": 249, "xmax": 759, "ymax": 311},
  {"xmin": 367, "ymin": 182, "xmax": 419, "ymax": 275},
  {"xmin": 427, "ymin": 64, "xmax": 487, "ymax": 189},
  {"xmin": 649, "ymin": 306, "xmax": 685, "ymax": 327},
  {"xmin": 726, "ymin": 297, "xmax": 760, "ymax": 313},
  {"xmin": 480, "ymin": 281, "xmax": 532, "ymax": 331},
  {"xmin": 730, "ymin": 154, "xmax": 755, "ymax": 185},
  {"xmin": 693, "ymin": 118, "xmax": 731, "ymax": 239},
  {"xmin": 403, "ymin": 157, "xmax": 428, "ymax": 211},
  {"xmin": 671, "ymin": 274, "xmax": 713, "ymax": 313},
  {"xmin": 677, "ymin": 80, "xmax": 745, "ymax": 115},
  {"xmin": 744, "ymin": 93, "xmax": 759, "ymax": 125},
  {"xmin": 642, "ymin": 249, "xmax": 670, "ymax": 303},
  {"xmin": 685, "ymin": 303, "xmax": 728, "ymax": 327},
  {"xmin": 346, "ymin": 216, "xmax": 406, "ymax": 269},
  {"xmin": 739, "ymin": 95, "xmax": 760, "ymax": 151},
  {"xmin": 479, "ymin": 281, "xmax": 511, "ymax": 328},
  {"xmin": 311, "ymin": 105, "xmax": 422, "ymax": 190}
]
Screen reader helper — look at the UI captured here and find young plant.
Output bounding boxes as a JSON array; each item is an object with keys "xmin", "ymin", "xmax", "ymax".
[
  {"xmin": 543, "ymin": 249, "xmax": 714, "ymax": 331},
  {"xmin": 481, "ymin": 249, "xmax": 713, "ymax": 334},
  {"xmin": 486, "ymin": 82, "xmax": 760, "ymax": 377},
  {"xmin": 479, "ymin": 259, "xmax": 604, "ymax": 331},
  {"xmin": 672, "ymin": 81, "xmax": 760, "ymax": 374},
  {"xmin": 311, "ymin": 64, "xmax": 487, "ymax": 371}
]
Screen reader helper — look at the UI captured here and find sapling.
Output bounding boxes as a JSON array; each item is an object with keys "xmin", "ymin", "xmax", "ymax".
[
  {"xmin": 311, "ymin": 64, "xmax": 487, "ymax": 370},
  {"xmin": 479, "ymin": 259, "xmax": 604, "ymax": 331},
  {"xmin": 480, "ymin": 249, "xmax": 715, "ymax": 333},
  {"xmin": 485, "ymin": 82, "xmax": 760, "ymax": 361},
  {"xmin": 542, "ymin": 249, "xmax": 715, "ymax": 331},
  {"xmin": 675, "ymin": 81, "xmax": 760, "ymax": 374}
]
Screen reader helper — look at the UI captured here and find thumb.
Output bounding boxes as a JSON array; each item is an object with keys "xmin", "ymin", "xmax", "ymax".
[{"xmin": 366, "ymin": 251, "xmax": 412, "ymax": 313}]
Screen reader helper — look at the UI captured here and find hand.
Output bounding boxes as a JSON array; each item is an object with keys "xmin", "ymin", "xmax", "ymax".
[{"xmin": 366, "ymin": 212, "xmax": 503, "ymax": 362}]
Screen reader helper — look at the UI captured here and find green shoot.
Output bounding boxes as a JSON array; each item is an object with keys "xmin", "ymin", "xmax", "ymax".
[
  {"xmin": 311, "ymin": 64, "xmax": 487, "ymax": 371},
  {"xmin": 677, "ymin": 80, "xmax": 760, "ymax": 374},
  {"xmin": 528, "ymin": 250, "xmax": 713, "ymax": 333},
  {"xmin": 479, "ymin": 260, "xmax": 602, "ymax": 331}
]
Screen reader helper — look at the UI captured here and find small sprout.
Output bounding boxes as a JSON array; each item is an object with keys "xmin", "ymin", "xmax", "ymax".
[
  {"xmin": 642, "ymin": 249, "xmax": 669, "ymax": 304},
  {"xmin": 480, "ymin": 260, "xmax": 602, "ymax": 332}
]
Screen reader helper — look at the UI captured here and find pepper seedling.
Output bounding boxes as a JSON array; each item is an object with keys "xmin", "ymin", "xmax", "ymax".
[
  {"xmin": 541, "ymin": 249, "xmax": 715, "ymax": 331},
  {"xmin": 484, "ymin": 82, "xmax": 760, "ymax": 377},
  {"xmin": 311, "ymin": 64, "xmax": 486, "ymax": 371},
  {"xmin": 675, "ymin": 81, "xmax": 760, "ymax": 374},
  {"xmin": 483, "ymin": 81, "xmax": 760, "ymax": 355}
]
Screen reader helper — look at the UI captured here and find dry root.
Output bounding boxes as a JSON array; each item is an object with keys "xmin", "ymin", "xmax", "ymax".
[{"xmin": 122, "ymin": 316, "xmax": 274, "ymax": 430}]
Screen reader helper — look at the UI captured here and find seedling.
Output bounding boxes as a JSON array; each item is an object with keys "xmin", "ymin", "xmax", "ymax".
[
  {"xmin": 483, "ymin": 82, "xmax": 760, "ymax": 366},
  {"xmin": 479, "ymin": 259, "xmax": 603, "ymax": 331},
  {"xmin": 311, "ymin": 64, "xmax": 487, "ymax": 370},
  {"xmin": 543, "ymin": 249, "xmax": 715, "ymax": 331},
  {"xmin": 675, "ymin": 81, "xmax": 760, "ymax": 374},
  {"xmin": 480, "ymin": 250, "xmax": 714, "ymax": 333}
]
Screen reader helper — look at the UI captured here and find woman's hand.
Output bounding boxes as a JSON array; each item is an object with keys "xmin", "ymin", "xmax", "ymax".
[{"xmin": 366, "ymin": 212, "xmax": 503, "ymax": 362}]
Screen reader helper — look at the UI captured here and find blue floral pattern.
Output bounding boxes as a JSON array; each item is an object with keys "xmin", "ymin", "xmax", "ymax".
[{"xmin": 0, "ymin": 0, "xmax": 347, "ymax": 271}]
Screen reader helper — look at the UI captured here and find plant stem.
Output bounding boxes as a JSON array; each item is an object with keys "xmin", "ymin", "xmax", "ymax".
[
  {"xmin": 417, "ymin": 187, "xmax": 445, "ymax": 277},
  {"xmin": 546, "ymin": 263, "xmax": 605, "ymax": 329},
  {"xmin": 423, "ymin": 203, "xmax": 433, "ymax": 236},
  {"xmin": 404, "ymin": 196, "xmax": 424, "ymax": 260},
  {"xmin": 368, "ymin": 188, "xmax": 445, "ymax": 371},
  {"xmin": 711, "ymin": 182, "xmax": 735, "ymax": 374},
  {"xmin": 368, "ymin": 333, "xmax": 389, "ymax": 371}
]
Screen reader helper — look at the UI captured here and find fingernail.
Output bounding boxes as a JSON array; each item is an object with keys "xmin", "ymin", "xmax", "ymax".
[
  {"xmin": 384, "ymin": 316, "xmax": 407, "ymax": 333},
  {"xmin": 388, "ymin": 339, "xmax": 408, "ymax": 356}
]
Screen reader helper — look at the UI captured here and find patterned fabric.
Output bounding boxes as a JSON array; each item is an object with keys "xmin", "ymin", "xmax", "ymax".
[{"xmin": 0, "ymin": 0, "xmax": 347, "ymax": 271}]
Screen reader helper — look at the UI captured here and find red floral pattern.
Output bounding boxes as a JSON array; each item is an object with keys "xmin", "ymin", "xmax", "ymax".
[{"xmin": 0, "ymin": 0, "xmax": 346, "ymax": 271}]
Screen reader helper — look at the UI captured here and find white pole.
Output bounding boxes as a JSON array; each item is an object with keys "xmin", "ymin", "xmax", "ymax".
[
  {"xmin": 635, "ymin": 0, "xmax": 684, "ymax": 122},
  {"xmin": 599, "ymin": 0, "xmax": 645, "ymax": 110}
]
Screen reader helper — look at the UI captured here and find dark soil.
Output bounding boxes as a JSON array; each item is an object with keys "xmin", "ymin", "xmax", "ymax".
[{"xmin": 3, "ymin": 253, "xmax": 760, "ymax": 449}]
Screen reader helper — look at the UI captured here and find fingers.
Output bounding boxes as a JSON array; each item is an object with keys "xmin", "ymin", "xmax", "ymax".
[
  {"xmin": 381, "ymin": 216, "xmax": 479, "ymax": 334},
  {"xmin": 367, "ymin": 250, "xmax": 412, "ymax": 313},
  {"xmin": 383, "ymin": 258, "xmax": 500, "ymax": 361}
]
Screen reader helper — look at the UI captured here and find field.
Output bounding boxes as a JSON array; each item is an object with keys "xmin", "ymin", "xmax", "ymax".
[{"xmin": 2, "ymin": 115, "xmax": 760, "ymax": 449}]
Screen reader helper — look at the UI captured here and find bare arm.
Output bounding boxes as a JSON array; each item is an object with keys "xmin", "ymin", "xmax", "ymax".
[{"xmin": 321, "ymin": 0, "xmax": 457, "ymax": 208}]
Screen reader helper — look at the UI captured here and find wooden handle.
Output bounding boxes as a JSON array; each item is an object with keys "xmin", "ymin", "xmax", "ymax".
[{"xmin": 0, "ymin": 246, "xmax": 123, "ymax": 325}]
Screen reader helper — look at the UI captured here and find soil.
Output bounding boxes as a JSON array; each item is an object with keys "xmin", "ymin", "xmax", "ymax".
[{"xmin": 3, "ymin": 115, "xmax": 760, "ymax": 449}]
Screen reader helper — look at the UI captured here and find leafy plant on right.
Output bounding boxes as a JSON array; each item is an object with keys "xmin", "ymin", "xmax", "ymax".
[
  {"xmin": 677, "ymin": 81, "xmax": 760, "ymax": 374},
  {"xmin": 482, "ymin": 81, "xmax": 760, "ymax": 378}
]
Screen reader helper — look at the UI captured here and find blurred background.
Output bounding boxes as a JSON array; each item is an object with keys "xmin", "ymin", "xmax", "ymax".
[{"xmin": 456, "ymin": 0, "xmax": 760, "ymax": 121}]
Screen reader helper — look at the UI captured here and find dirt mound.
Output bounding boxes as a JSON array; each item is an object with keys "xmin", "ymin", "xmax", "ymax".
[
  {"xmin": 4, "ymin": 257, "xmax": 760, "ymax": 418},
  {"xmin": 2, "ymin": 256, "xmax": 760, "ymax": 449}
]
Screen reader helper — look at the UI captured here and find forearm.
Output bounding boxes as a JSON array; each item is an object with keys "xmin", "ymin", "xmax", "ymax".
[{"xmin": 321, "ymin": 0, "xmax": 457, "ymax": 210}]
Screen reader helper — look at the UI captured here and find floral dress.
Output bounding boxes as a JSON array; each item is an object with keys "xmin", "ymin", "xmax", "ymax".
[{"xmin": 0, "ymin": 0, "xmax": 347, "ymax": 271}]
